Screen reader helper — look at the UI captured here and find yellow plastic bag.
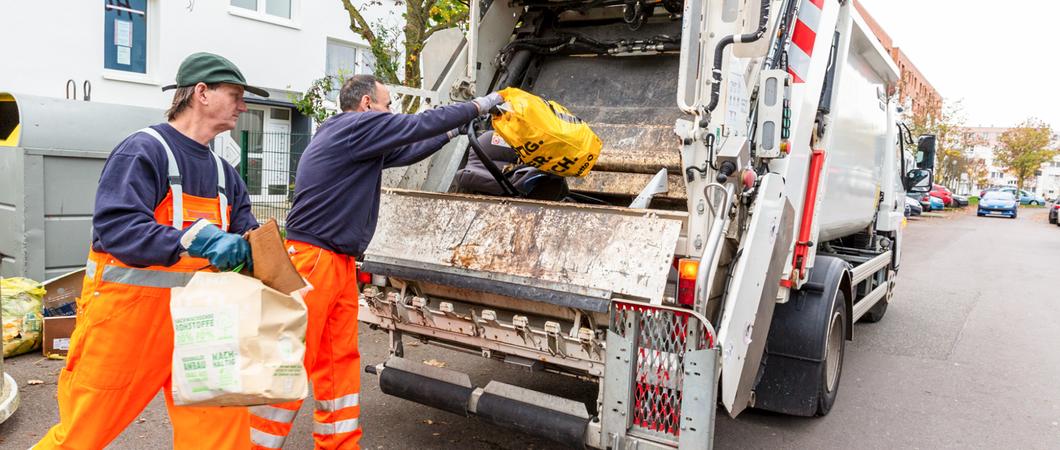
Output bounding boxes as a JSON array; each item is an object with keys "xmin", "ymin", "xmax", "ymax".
[
  {"xmin": 492, "ymin": 87, "xmax": 602, "ymax": 178},
  {"xmin": 2, "ymin": 277, "xmax": 45, "ymax": 357}
]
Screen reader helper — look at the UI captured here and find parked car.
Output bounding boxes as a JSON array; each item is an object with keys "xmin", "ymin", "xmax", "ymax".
[
  {"xmin": 1049, "ymin": 202, "xmax": 1059, "ymax": 224},
  {"xmin": 950, "ymin": 194, "xmax": 969, "ymax": 207},
  {"xmin": 905, "ymin": 196, "xmax": 923, "ymax": 216},
  {"xmin": 977, "ymin": 191, "xmax": 1018, "ymax": 219},
  {"xmin": 982, "ymin": 187, "xmax": 1046, "ymax": 205},
  {"xmin": 930, "ymin": 184, "xmax": 954, "ymax": 206},
  {"xmin": 908, "ymin": 192, "xmax": 931, "ymax": 211},
  {"xmin": 1016, "ymin": 190, "xmax": 1046, "ymax": 205},
  {"xmin": 927, "ymin": 195, "xmax": 944, "ymax": 211}
]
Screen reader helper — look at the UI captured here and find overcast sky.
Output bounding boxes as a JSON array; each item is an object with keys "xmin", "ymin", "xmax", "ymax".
[{"xmin": 858, "ymin": 0, "xmax": 1054, "ymax": 129}]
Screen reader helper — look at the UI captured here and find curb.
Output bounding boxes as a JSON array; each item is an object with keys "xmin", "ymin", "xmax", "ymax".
[{"xmin": 0, "ymin": 372, "xmax": 19, "ymax": 424}]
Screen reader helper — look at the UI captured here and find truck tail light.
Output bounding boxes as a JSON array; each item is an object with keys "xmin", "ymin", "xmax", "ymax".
[
  {"xmin": 677, "ymin": 258, "xmax": 699, "ymax": 306},
  {"xmin": 357, "ymin": 270, "xmax": 373, "ymax": 285}
]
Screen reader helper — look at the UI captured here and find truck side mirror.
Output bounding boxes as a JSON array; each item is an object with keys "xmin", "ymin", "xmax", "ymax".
[
  {"xmin": 904, "ymin": 168, "xmax": 932, "ymax": 193},
  {"xmin": 916, "ymin": 135, "xmax": 936, "ymax": 170}
]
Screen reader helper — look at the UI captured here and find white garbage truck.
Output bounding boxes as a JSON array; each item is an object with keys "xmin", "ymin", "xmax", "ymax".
[{"xmin": 357, "ymin": 0, "xmax": 936, "ymax": 447}]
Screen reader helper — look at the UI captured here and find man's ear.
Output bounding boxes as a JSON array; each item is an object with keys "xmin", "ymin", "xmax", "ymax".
[
  {"xmin": 195, "ymin": 82, "xmax": 210, "ymax": 106},
  {"xmin": 359, "ymin": 95, "xmax": 371, "ymax": 111}
]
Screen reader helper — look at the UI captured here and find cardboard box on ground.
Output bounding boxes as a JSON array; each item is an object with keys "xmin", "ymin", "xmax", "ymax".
[{"xmin": 41, "ymin": 269, "xmax": 83, "ymax": 358}]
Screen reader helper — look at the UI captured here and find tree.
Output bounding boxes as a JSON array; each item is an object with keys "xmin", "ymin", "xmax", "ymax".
[
  {"xmin": 907, "ymin": 101, "xmax": 977, "ymax": 190},
  {"xmin": 340, "ymin": 0, "xmax": 468, "ymax": 89},
  {"xmin": 294, "ymin": 0, "xmax": 469, "ymax": 123},
  {"xmin": 995, "ymin": 119, "xmax": 1057, "ymax": 193},
  {"xmin": 966, "ymin": 157, "xmax": 989, "ymax": 191}
]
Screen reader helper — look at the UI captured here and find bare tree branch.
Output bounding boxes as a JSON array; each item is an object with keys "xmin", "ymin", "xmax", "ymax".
[{"xmin": 340, "ymin": 0, "xmax": 378, "ymax": 43}]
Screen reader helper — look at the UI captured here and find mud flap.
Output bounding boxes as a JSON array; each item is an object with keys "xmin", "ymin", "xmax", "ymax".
[{"xmin": 717, "ymin": 173, "xmax": 795, "ymax": 417}]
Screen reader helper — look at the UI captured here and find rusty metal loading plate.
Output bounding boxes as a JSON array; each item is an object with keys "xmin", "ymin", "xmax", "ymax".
[{"xmin": 362, "ymin": 190, "xmax": 684, "ymax": 311}]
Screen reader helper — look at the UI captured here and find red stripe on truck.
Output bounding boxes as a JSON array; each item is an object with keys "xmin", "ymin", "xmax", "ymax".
[{"xmin": 791, "ymin": 20, "xmax": 817, "ymax": 55}]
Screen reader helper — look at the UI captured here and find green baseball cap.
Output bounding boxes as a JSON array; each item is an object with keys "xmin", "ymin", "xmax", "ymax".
[{"xmin": 161, "ymin": 52, "xmax": 269, "ymax": 97}]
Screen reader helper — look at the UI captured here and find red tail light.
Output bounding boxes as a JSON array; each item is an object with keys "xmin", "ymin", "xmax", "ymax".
[
  {"xmin": 357, "ymin": 270, "xmax": 373, "ymax": 284},
  {"xmin": 677, "ymin": 259, "xmax": 699, "ymax": 306}
]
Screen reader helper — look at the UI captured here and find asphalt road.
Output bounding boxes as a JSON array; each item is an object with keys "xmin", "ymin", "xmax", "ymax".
[{"xmin": 3, "ymin": 207, "xmax": 1059, "ymax": 449}]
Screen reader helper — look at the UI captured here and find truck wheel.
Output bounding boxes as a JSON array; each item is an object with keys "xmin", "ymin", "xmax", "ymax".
[
  {"xmin": 860, "ymin": 269, "xmax": 894, "ymax": 323},
  {"xmin": 818, "ymin": 297, "xmax": 847, "ymax": 415},
  {"xmin": 753, "ymin": 256, "xmax": 851, "ymax": 417}
]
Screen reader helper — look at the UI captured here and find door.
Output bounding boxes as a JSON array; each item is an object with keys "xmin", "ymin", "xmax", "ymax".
[
  {"xmin": 233, "ymin": 106, "xmax": 293, "ymax": 203},
  {"xmin": 261, "ymin": 118, "xmax": 291, "ymax": 203}
]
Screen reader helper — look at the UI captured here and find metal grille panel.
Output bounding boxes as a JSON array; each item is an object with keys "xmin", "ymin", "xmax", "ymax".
[{"xmin": 613, "ymin": 302, "xmax": 711, "ymax": 439}]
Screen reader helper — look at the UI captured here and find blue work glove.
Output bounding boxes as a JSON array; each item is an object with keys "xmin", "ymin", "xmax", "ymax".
[
  {"xmin": 180, "ymin": 219, "xmax": 252, "ymax": 271},
  {"xmin": 472, "ymin": 92, "xmax": 504, "ymax": 115}
]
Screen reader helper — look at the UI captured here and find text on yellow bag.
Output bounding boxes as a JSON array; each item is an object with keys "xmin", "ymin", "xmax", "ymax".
[{"xmin": 491, "ymin": 87, "xmax": 602, "ymax": 178}]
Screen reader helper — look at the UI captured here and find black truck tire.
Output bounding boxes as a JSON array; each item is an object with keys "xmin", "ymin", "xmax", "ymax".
[{"xmin": 753, "ymin": 256, "xmax": 851, "ymax": 417}]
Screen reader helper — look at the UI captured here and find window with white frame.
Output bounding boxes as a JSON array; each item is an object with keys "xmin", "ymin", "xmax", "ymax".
[
  {"xmin": 325, "ymin": 40, "xmax": 376, "ymax": 100},
  {"xmin": 104, "ymin": 0, "xmax": 149, "ymax": 74},
  {"xmin": 230, "ymin": 0, "xmax": 296, "ymax": 25}
]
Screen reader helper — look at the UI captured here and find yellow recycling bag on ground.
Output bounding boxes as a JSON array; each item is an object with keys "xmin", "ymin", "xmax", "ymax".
[
  {"xmin": 492, "ymin": 87, "xmax": 602, "ymax": 178},
  {"xmin": 2, "ymin": 277, "xmax": 44, "ymax": 357}
]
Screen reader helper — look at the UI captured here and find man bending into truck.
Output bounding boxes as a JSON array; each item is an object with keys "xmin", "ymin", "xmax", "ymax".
[{"xmin": 247, "ymin": 74, "xmax": 505, "ymax": 449}]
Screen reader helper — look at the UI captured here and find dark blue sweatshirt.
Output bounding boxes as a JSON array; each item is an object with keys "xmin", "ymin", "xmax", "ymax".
[
  {"xmin": 285, "ymin": 102, "xmax": 479, "ymax": 257},
  {"xmin": 91, "ymin": 123, "xmax": 258, "ymax": 267}
]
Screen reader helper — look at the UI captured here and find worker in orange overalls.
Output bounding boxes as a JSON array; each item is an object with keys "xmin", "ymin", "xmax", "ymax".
[
  {"xmin": 34, "ymin": 53, "xmax": 265, "ymax": 449},
  {"xmin": 246, "ymin": 74, "xmax": 504, "ymax": 449}
]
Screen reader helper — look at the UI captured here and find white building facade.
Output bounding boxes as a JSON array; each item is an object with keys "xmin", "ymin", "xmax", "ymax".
[
  {"xmin": 1, "ymin": 0, "xmax": 395, "ymax": 199},
  {"xmin": 961, "ymin": 126, "xmax": 1060, "ymax": 199}
]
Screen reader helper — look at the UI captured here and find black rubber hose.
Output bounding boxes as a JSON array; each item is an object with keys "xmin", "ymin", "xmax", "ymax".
[
  {"xmin": 378, "ymin": 367, "xmax": 474, "ymax": 417},
  {"xmin": 475, "ymin": 392, "xmax": 591, "ymax": 449},
  {"xmin": 466, "ymin": 119, "xmax": 522, "ymax": 197},
  {"xmin": 707, "ymin": 0, "xmax": 772, "ymax": 113}
]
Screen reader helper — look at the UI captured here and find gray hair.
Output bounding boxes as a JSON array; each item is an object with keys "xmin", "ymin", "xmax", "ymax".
[
  {"xmin": 165, "ymin": 83, "xmax": 220, "ymax": 121},
  {"xmin": 339, "ymin": 74, "xmax": 381, "ymax": 112}
]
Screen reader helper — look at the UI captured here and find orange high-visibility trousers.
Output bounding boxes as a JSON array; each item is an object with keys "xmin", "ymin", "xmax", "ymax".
[
  {"xmin": 250, "ymin": 240, "xmax": 362, "ymax": 450},
  {"xmin": 34, "ymin": 252, "xmax": 251, "ymax": 449}
]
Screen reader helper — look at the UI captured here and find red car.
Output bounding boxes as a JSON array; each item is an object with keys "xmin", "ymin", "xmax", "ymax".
[{"xmin": 930, "ymin": 184, "xmax": 953, "ymax": 207}]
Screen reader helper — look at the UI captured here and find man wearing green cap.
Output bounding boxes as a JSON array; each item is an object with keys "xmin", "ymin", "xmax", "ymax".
[{"xmin": 35, "ymin": 52, "xmax": 263, "ymax": 450}]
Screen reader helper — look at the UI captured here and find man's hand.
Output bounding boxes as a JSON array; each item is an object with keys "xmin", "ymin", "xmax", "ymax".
[
  {"xmin": 181, "ymin": 219, "xmax": 252, "ymax": 271},
  {"xmin": 472, "ymin": 92, "xmax": 505, "ymax": 115}
]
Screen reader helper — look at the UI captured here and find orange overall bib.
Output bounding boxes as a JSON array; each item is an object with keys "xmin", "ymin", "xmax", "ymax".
[
  {"xmin": 249, "ymin": 240, "xmax": 362, "ymax": 450},
  {"xmin": 35, "ymin": 127, "xmax": 250, "ymax": 449}
]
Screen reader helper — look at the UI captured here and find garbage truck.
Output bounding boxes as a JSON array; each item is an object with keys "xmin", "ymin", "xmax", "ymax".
[{"xmin": 357, "ymin": 0, "xmax": 937, "ymax": 447}]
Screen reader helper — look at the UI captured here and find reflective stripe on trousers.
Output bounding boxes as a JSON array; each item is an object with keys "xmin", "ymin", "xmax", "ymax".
[
  {"xmin": 316, "ymin": 393, "xmax": 359, "ymax": 412},
  {"xmin": 250, "ymin": 428, "xmax": 287, "ymax": 449},
  {"xmin": 250, "ymin": 405, "xmax": 298, "ymax": 424},
  {"xmin": 314, "ymin": 417, "xmax": 360, "ymax": 436}
]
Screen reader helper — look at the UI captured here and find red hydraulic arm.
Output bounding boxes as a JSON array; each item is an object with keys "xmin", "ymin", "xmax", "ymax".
[{"xmin": 781, "ymin": 149, "xmax": 825, "ymax": 288}]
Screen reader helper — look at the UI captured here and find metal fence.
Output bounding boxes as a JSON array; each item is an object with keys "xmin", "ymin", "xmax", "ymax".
[{"xmin": 239, "ymin": 131, "xmax": 311, "ymax": 226}]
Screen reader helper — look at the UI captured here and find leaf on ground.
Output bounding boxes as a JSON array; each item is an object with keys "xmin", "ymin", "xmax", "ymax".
[
  {"xmin": 423, "ymin": 359, "xmax": 446, "ymax": 368},
  {"xmin": 27, "ymin": 379, "xmax": 44, "ymax": 385}
]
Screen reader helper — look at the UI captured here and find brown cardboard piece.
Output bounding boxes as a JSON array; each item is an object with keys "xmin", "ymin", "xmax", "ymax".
[
  {"xmin": 247, "ymin": 219, "xmax": 306, "ymax": 295},
  {"xmin": 42, "ymin": 268, "xmax": 84, "ymax": 317},
  {"xmin": 41, "ymin": 269, "xmax": 84, "ymax": 358},
  {"xmin": 43, "ymin": 316, "xmax": 77, "ymax": 358}
]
